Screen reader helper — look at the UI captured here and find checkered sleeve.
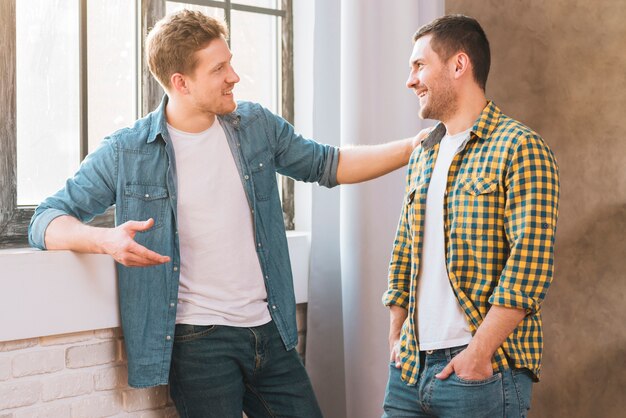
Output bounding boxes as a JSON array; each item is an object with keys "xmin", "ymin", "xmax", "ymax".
[
  {"xmin": 490, "ymin": 133, "xmax": 560, "ymax": 314},
  {"xmin": 382, "ymin": 156, "xmax": 416, "ymax": 309}
]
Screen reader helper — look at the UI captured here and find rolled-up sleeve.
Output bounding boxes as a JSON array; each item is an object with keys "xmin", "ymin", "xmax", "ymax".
[
  {"xmin": 489, "ymin": 134, "xmax": 560, "ymax": 314},
  {"xmin": 262, "ymin": 107, "xmax": 339, "ymax": 188}
]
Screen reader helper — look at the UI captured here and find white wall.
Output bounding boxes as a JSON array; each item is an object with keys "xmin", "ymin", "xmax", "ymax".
[{"xmin": 305, "ymin": 0, "xmax": 347, "ymax": 417}]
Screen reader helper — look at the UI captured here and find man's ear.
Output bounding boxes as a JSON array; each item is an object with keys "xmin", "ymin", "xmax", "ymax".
[
  {"xmin": 170, "ymin": 73, "xmax": 189, "ymax": 95},
  {"xmin": 452, "ymin": 52, "xmax": 471, "ymax": 80}
]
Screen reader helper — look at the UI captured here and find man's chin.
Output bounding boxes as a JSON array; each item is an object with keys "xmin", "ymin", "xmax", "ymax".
[{"xmin": 217, "ymin": 100, "xmax": 238, "ymax": 115}]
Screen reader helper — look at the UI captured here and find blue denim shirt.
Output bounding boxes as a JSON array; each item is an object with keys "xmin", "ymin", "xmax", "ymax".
[{"xmin": 29, "ymin": 96, "xmax": 339, "ymax": 388}]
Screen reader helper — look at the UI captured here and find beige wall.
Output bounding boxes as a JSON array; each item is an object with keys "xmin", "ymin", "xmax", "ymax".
[{"xmin": 446, "ymin": 1, "xmax": 626, "ymax": 417}]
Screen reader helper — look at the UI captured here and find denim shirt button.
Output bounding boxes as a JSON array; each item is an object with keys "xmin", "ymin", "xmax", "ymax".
[
  {"xmin": 166, "ymin": 335, "xmax": 171, "ymax": 341},
  {"xmin": 173, "ymin": 266, "xmax": 178, "ymax": 272},
  {"xmin": 170, "ymin": 302, "xmax": 175, "ymax": 308},
  {"xmin": 244, "ymin": 175, "xmax": 249, "ymax": 180},
  {"xmin": 272, "ymin": 305, "xmax": 277, "ymax": 310}
]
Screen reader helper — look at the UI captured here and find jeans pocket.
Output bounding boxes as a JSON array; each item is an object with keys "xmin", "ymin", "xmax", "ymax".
[
  {"xmin": 436, "ymin": 369, "xmax": 505, "ymax": 416},
  {"xmin": 174, "ymin": 324, "xmax": 218, "ymax": 342},
  {"xmin": 450, "ymin": 371, "xmax": 503, "ymax": 385}
]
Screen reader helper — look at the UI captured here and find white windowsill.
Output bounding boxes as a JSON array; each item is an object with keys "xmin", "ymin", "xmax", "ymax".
[{"xmin": 0, "ymin": 230, "xmax": 310, "ymax": 342}]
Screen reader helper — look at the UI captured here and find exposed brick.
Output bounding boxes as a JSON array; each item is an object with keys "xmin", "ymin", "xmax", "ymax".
[
  {"xmin": 42, "ymin": 372, "xmax": 93, "ymax": 401},
  {"xmin": 40, "ymin": 331, "xmax": 94, "ymax": 346},
  {"xmin": 124, "ymin": 410, "xmax": 168, "ymax": 418},
  {"xmin": 94, "ymin": 328, "xmax": 122, "ymax": 341},
  {"xmin": 12, "ymin": 349, "xmax": 65, "ymax": 377},
  {"xmin": 117, "ymin": 340, "xmax": 127, "ymax": 362},
  {"xmin": 94, "ymin": 366, "xmax": 128, "ymax": 391},
  {"xmin": 66, "ymin": 341, "xmax": 117, "ymax": 369},
  {"xmin": 71, "ymin": 393, "xmax": 123, "ymax": 418},
  {"xmin": 13, "ymin": 403, "xmax": 71, "ymax": 418},
  {"xmin": 0, "ymin": 339, "xmax": 38, "ymax": 352},
  {"xmin": 0, "ymin": 380, "xmax": 41, "ymax": 409},
  {"xmin": 122, "ymin": 386, "xmax": 169, "ymax": 412},
  {"xmin": 0, "ymin": 356, "xmax": 11, "ymax": 381}
]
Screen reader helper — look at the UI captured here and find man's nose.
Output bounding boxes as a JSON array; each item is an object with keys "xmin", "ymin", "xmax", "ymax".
[
  {"xmin": 228, "ymin": 66, "xmax": 240, "ymax": 84},
  {"xmin": 406, "ymin": 71, "xmax": 418, "ymax": 89}
]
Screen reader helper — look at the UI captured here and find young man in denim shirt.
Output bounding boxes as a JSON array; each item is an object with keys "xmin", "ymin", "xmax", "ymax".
[{"xmin": 30, "ymin": 10, "xmax": 424, "ymax": 418}]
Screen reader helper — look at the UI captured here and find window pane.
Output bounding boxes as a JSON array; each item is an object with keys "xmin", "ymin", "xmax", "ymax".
[
  {"xmin": 16, "ymin": 0, "xmax": 80, "ymax": 205},
  {"xmin": 88, "ymin": 0, "xmax": 137, "ymax": 153},
  {"xmin": 233, "ymin": 0, "xmax": 278, "ymax": 9},
  {"xmin": 231, "ymin": 11, "xmax": 280, "ymax": 114},
  {"xmin": 165, "ymin": 2, "xmax": 225, "ymax": 20}
]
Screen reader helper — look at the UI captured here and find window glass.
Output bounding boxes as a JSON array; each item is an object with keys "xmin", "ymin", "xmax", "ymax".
[
  {"xmin": 233, "ymin": 0, "xmax": 278, "ymax": 9},
  {"xmin": 230, "ymin": 10, "xmax": 280, "ymax": 114},
  {"xmin": 87, "ymin": 0, "xmax": 137, "ymax": 153},
  {"xmin": 16, "ymin": 0, "xmax": 80, "ymax": 205},
  {"xmin": 16, "ymin": 0, "xmax": 137, "ymax": 205},
  {"xmin": 165, "ymin": 2, "xmax": 225, "ymax": 20}
]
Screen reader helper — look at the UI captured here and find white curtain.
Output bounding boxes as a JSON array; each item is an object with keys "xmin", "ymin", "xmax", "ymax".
[{"xmin": 307, "ymin": 1, "xmax": 444, "ymax": 417}]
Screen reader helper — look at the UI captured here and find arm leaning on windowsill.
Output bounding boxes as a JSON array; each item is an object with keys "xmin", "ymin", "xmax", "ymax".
[{"xmin": 44, "ymin": 215, "xmax": 170, "ymax": 267}]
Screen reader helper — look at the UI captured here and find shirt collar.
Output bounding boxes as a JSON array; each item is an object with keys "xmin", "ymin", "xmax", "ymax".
[
  {"xmin": 146, "ymin": 95, "xmax": 169, "ymax": 144},
  {"xmin": 422, "ymin": 101, "xmax": 502, "ymax": 150},
  {"xmin": 146, "ymin": 95, "xmax": 243, "ymax": 143}
]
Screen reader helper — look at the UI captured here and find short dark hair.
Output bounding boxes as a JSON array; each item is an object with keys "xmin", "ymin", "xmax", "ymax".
[{"xmin": 413, "ymin": 14, "xmax": 490, "ymax": 91}]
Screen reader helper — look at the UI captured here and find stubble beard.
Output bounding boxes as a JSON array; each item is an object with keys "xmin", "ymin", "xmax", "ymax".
[{"xmin": 419, "ymin": 76, "xmax": 458, "ymax": 122}]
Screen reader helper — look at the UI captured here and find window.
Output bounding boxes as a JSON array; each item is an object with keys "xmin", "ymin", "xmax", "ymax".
[{"xmin": 0, "ymin": 0, "xmax": 294, "ymax": 248}]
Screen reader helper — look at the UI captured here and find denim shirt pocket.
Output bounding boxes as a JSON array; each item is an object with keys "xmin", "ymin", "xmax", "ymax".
[
  {"xmin": 249, "ymin": 151, "xmax": 277, "ymax": 201},
  {"xmin": 122, "ymin": 184, "xmax": 169, "ymax": 229}
]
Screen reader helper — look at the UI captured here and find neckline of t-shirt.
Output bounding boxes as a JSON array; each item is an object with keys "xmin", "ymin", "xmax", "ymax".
[
  {"xmin": 443, "ymin": 127, "xmax": 471, "ymax": 144},
  {"xmin": 167, "ymin": 119, "xmax": 222, "ymax": 139}
]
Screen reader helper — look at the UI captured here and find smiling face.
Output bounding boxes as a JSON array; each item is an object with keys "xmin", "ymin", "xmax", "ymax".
[
  {"xmin": 184, "ymin": 37, "xmax": 241, "ymax": 117},
  {"xmin": 406, "ymin": 34, "xmax": 458, "ymax": 122}
]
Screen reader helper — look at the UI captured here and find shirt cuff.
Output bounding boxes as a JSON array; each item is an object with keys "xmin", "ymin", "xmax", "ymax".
[
  {"xmin": 319, "ymin": 146, "xmax": 339, "ymax": 188},
  {"xmin": 28, "ymin": 208, "xmax": 69, "ymax": 250},
  {"xmin": 382, "ymin": 289, "xmax": 410, "ymax": 309},
  {"xmin": 488, "ymin": 286, "xmax": 539, "ymax": 315}
]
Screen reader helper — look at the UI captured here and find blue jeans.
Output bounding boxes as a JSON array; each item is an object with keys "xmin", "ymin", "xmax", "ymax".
[
  {"xmin": 169, "ymin": 321, "xmax": 322, "ymax": 418},
  {"xmin": 382, "ymin": 345, "xmax": 533, "ymax": 418}
]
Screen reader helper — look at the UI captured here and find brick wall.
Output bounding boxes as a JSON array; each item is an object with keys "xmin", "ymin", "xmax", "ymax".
[{"xmin": 0, "ymin": 304, "xmax": 308, "ymax": 417}]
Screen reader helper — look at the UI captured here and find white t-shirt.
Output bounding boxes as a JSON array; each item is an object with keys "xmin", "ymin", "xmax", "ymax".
[
  {"xmin": 168, "ymin": 120, "xmax": 271, "ymax": 327},
  {"xmin": 417, "ymin": 127, "xmax": 473, "ymax": 350}
]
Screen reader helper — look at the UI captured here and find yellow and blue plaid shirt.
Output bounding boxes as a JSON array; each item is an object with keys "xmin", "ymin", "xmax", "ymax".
[{"xmin": 383, "ymin": 102, "xmax": 559, "ymax": 385}]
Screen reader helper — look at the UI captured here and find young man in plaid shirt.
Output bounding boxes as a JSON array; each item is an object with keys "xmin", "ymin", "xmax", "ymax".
[{"xmin": 382, "ymin": 15, "xmax": 559, "ymax": 418}]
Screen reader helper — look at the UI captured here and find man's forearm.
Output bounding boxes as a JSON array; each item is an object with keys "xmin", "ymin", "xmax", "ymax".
[
  {"xmin": 44, "ymin": 215, "xmax": 107, "ymax": 253},
  {"xmin": 467, "ymin": 305, "xmax": 527, "ymax": 361},
  {"xmin": 389, "ymin": 305, "xmax": 408, "ymax": 341},
  {"xmin": 336, "ymin": 137, "xmax": 414, "ymax": 184}
]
